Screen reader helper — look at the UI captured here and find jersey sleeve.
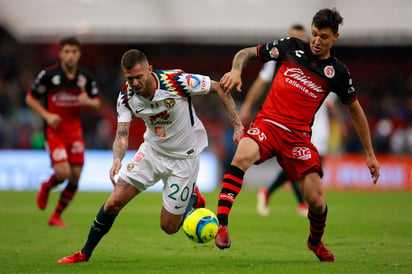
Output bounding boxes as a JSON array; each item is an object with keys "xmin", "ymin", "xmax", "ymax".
[
  {"xmin": 334, "ymin": 66, "xmax": 357, "ymax": 105},
  {"xmin": 257, "ymin": 37, "xmax": 291, "ymax": 63},
  {"xmin": 154, "ymin": 69, "xmax": 210, "ymax": 97},
  {"xmin": 85, "ymin": 74, "xmax": 99, "ymax": 98},
  {"xmin": 29, "ymin": 69, "xmax": 48, "ymax": 98},
  {"xmin": 179, "ymin": 72, "xmax": 211, "ymax": 96},
  {"xmin": 116, "ymin": 91, "xmax": 133, "ymax": 123}
]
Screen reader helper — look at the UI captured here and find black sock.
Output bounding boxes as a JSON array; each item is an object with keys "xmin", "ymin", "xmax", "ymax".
[{"xmin": 81, "ymin": 204, "xmax": 118, "ymax": 259}]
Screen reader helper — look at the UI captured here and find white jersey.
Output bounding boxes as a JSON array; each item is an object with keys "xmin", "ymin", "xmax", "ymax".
[
  {"xmin": 117, "ymin": 69, "xmax": 211, "ymax": 159},
  {"xmin": 257, "ymin": 61, "xmax": 334, "ymax": 156}
]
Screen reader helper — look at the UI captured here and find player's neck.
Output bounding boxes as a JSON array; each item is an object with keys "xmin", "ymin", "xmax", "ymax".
[
  {"xmin": 318, "ymin": 52, "xmax": 331, "ymax": 60},
  {"xmin": 143, "ymin": 74, "xmax": 157, "ymax": 100},
  {"xmin": 61, "ymin": 64, "xmax": 78, "ymax": 80}
]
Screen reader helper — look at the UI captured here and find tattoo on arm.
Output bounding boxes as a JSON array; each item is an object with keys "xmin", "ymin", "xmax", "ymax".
[
  {"xmin": 213, "ymin": 82, "xmax": 242, "ymax": 128},
  {"xmin": 113, "ymin": 122, "xmax": 130, "ymax": 161},
  {"xmin": 233, "ymin": 47, "xmax": 258, "ymax": 71}
]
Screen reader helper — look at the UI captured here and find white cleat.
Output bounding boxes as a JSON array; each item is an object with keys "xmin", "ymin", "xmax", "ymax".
[{"xmin": 256, "ymin": 188, "xmax": 270, "ymax": 216}]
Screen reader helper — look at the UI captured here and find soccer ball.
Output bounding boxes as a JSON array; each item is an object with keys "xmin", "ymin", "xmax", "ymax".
[{"xmin": 182, "ymin": 208, "xmax": 219, "ymax": 243}]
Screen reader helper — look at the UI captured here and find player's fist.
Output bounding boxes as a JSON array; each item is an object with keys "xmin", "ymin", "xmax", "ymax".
[
  {"xmin": 46, "ymin": 113, "xmax": 61, "ymax": 129},
  {"xmin": 78, "ymin": 88, "xmax": 90, "ymax": 106}
]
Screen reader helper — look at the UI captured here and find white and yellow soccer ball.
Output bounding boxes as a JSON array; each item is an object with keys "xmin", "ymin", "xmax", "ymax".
[{"xmin": 183, "ymin": 208, "xmax": 219, "ymax": 243}]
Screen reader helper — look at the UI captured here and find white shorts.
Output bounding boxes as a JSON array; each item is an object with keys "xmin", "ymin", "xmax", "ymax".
[{"xmin": 119, "ymin": 142, "xmax": 200, "ymax": 215}]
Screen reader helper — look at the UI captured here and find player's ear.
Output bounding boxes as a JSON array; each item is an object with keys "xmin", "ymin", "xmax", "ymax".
[
  {"xmin": 333, "ymin": 32, "xmax": 339, "ymax": 42},
  {"xmin": 148, "ymin": 65, "xmax": 153, "ymax": 73}
]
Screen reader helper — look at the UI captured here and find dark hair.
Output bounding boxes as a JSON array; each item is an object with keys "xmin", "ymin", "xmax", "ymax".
[
  {"xmin": 59, "ymin": 36, "xmax": 81, "ymax": 50},
  {"xmin": 121, "ymin": 49, "xmax": 148, "ymax": 70},
  {"xmin": 312, "ymin": 8, "xmax": 343, "ymax": 34},
  {"xmin": 290, "ymin": 24, "xmax": 305, "ymax": 32}
]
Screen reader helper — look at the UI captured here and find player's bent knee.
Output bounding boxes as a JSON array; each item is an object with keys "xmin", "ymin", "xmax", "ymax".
[
  {"xmin": 231, "ymin": 154, "xmax": 256, "ymax": 171},
  {"xmin": 55, "ymin": 170, "xmax": 71, "ymax": 181},
  {"xmin": 306, "ymin": 196, "xmax": 325, "ymax": 214},
  {"xmin": 104, "ymin": 200, "xmax": 124, "ymax": 214}
]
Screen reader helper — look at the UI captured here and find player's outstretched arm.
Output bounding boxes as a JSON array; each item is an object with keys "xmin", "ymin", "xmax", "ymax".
[
  {"xmin": 346, "ymin": 100, "xmax": 380, "ymax": 184},
  {"xmin": 110, "ymin": 121, "xmax": 131, "ymax": 185},
  {"xmin": 211, "ymin": 81, "xmax": 244, "ymax": 145},
  {"xmin": 220, "ymin": 46, "xmax": 258, "ymax": 93}
]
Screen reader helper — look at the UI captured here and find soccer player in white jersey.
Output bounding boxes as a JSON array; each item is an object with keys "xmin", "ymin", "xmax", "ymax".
[{"xmin": 58, "ymin": 49, "xmax": 243, "ymax": 264}]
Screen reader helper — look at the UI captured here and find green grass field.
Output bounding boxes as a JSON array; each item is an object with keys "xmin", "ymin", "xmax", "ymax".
[{"xmin": 1, "ymin": 189, "xmax": 412, "ymax": 273}]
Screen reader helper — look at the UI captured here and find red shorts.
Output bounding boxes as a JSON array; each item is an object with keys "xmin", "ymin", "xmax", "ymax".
[
  {"xmin": 45, "ymin": 133, "xmax": 85, "ymax": 165},
  {"xmin": 243, "ymin": 119, "xmax": 322, "ymax": 182}
]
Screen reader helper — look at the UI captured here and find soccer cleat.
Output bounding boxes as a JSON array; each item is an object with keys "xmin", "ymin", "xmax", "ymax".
[
  {"xmin": 307, "ymin": 239, "xmax": 336, "ymax": 262},
  {"xmin": 193, "ymin": 186, "xmax": 206, "ymax": 208},
  {"xmin": 297, "ymin": 202, "xmax": 309, "ymax": 217},
  {"xmin": 256, "ymin": 188, "xmax": 269, "ymax": 216},
  {"xmin": 48, "ymin": 212, "xmax": 68, "ymax": 227},
  {"xmin": 37, "ymin": 182, "xmax": 51, "ymax": 210},
  {"xmin": 215, "ymin": 225, "xmax": 231, "ymax": 249},
  {"xmin": 57, "ymin": 251, "xmax": 89, "ymax": 264}
]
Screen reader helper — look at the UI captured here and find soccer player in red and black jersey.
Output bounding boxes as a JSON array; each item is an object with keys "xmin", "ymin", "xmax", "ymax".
[
  {"xmin": 215, "ymin": 8, "xmax": 380, "ymax": 262},
  {"xmin": 26, "ymin": 36, "xmax": 100, "ymax": 227}
]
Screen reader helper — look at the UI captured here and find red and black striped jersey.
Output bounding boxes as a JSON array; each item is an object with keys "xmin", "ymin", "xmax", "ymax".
[
  {"xmin": 28, "ymin": 64, "xmax": 99, "ymax": 137},
  {"xmin": 256, "ymin": 37, "xmax": 356, "ymax": 132}
]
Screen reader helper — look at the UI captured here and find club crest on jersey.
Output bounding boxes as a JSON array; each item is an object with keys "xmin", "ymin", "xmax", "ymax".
[
  {"xmin": 77, "ymin": 74, "xmax": 87, "ymax": 88},
  {"xmin": 269, "ymin": 47, "xmax": 279, "ymax": 58},
  {"xmin": 324, "ymin": 65, "xmax": 335, "ymax": 78},
  {"xmin": 292, "ymin": 147, "xmax": 312, "ymax": 160},
  {"xmin": 127, "ymin": 162, "xmax": 134, "ymax": 171},
  {"xmin": 164, "ymin": 98, "xmax": 175, "ymax": 108}
]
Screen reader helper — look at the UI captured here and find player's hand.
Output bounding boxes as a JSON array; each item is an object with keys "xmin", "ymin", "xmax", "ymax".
[
  {"xmin": 366, "ymin": 155, "xmax": 380, "ymax": 184},
  {"xmin": 109, "ymin": 159, "xmax": 122, "ymax": 187},
  {"xmin": 220, "ymin": 70, "xmax": 242, "ymax": 93},
  {"xmin": 46, "ymin": 113, "xmax": 61, "ymax": 129},
  {"xmin": 78, "ymin": 88, "xmax": 90, "ymax": 106}
]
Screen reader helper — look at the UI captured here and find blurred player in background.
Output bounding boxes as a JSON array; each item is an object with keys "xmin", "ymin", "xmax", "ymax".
[
  {"xmin": 215, "ymin": 8, "xmax": 380, "ymax": 262},
  {"xmin": 57, "ymin": 49, "xmax": 243, "ymax": 264},
  {"xmin": 25, "ymin": 36, "xmax": 100, "ymax": 227},
  {"xmin": 240, "ymin": 24, "xmax": 312, "ymax": 216}
]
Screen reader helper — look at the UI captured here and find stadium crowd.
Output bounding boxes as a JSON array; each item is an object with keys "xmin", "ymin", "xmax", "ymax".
[{"xmin": 1, "ymin": 27, "xmax": 412, "ymax": 159}]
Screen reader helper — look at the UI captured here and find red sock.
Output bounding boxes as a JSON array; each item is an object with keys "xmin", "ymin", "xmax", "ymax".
[{"xmin": 44, "ymin": 174, "xmax": 57, "ymax": 188}]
